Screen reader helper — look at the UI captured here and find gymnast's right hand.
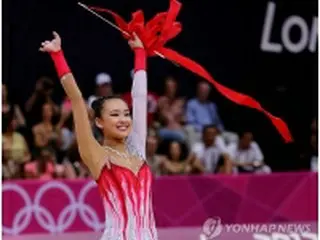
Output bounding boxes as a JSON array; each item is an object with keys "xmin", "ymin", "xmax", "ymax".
[{"xmin": 39, "ymin": 31, "xmax": 61, "ymax": 53}]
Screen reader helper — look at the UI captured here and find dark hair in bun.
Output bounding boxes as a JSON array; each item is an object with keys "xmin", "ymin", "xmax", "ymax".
[{"xmin": 91, "ymin": 95, "xmax": 123, "ymax": 118}]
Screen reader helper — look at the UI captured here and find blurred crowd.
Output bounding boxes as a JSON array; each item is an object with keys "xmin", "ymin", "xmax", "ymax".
[{"xmin": 2, "ymin": 73, "xmax": 318, "ymax": 180}]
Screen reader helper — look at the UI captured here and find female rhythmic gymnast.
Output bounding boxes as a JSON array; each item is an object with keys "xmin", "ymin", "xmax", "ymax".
[{"xmin": 40, "ymin": 32, "xmax": 157, "ymax": 239}]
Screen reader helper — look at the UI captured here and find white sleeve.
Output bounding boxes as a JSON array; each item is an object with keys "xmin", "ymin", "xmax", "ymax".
[
  {"xmin": 251, "ymin": 142, "xmax": 264, "ymax": 162},
  {"xmin": 191, "ymin": 143, "xmax": 203, "ymax": 159},
  {"xmin": 227, "ymin": 143, "xmax": 237, "ymax": 162},
  {"xmin": 215, "ymin": 135, "xmax": 228, "ymax": 154},
  {"xmin": 127, "ymin": 70, "xmax": 147, "ymax": 159}
]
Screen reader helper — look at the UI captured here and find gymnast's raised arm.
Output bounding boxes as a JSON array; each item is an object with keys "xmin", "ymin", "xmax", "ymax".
[
  {"xmin": 128, "ymin": 33, "xmax": 148, "ymax": 159},
  {"xmin": 39, "ymin": 32, "xmax": 109, "ymax": 178}
]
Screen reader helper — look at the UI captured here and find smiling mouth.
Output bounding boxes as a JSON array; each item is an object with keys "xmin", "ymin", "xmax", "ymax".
[{"xmin": 116, "ymin": 125, "xmax": 129, "ymax": 131}]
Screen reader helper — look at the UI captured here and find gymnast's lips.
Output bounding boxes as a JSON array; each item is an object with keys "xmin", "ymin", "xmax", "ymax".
[{"xmin": 116, "ymin": 125, "xmax": 129, "ymax": 131}]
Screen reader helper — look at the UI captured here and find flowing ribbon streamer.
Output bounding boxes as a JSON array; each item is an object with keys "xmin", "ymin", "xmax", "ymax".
[{"xmin": 85, "ymin": 0, "xmax": 293, "ymax": 142}]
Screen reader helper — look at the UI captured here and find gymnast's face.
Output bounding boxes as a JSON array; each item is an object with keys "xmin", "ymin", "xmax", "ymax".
[{"xmin": 95, "ymin": 98, "xmax": 132, "ymax": 140}]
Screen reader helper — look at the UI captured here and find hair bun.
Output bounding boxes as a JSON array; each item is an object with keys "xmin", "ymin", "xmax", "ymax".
[
  {"xmin": 91, "ymin": 97, "xmax": 106, "ymax": 118},
  {"xmin": 91, "ymin": 98, "xmax": 101, "ymax": 112}
]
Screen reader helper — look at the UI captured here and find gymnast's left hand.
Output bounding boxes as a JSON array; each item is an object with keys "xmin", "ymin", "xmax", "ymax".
[
  {"xmin": 128, "ymin": 32, "xmax": 144, "ymax": 49},
  {"xmin": 39, "ymin": 31, "xmax": 61, "ymax": 53}
]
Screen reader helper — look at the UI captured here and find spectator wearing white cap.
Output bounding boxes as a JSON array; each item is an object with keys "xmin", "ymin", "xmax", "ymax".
[{"xmin": 87, "ymin": 72, "xmax": 113, "ymax": 107}]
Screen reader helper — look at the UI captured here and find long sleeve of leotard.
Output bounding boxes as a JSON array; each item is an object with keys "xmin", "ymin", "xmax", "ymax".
[{"xmin": 129, "ymin": 48, "xmax": 147, "ymax": 159}]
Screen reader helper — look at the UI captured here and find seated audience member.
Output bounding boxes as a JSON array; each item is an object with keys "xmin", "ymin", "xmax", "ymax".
[
  {"xmin": 3, "ymin": 143, "xmax": 21, "ymax": 180},
  {"xmin": 24, "ymin": 148, "xmax": 62, "ymax": 180},
  {"xmin": 32, "ymin": 103, "xmax": 62, "ymax": 154},
  {"xmin": 2, "ymin": 83, "xmax": 26, "ymax": 129},
  {"xmin": 146, "ymin": 134, "xmax": 163, "ymax": 176},
  {"xmin": 192, "ymin": 125, "xmax": 232, "ymax": 174},
  {"xmin": 157, "ymin": 77, "xmax": 186, "ymax": 141},
  {"xmin": 227, "ymin": 131, "xmax": 271, "ymax": 174},
  {"xmin": 299, "ymin": 118, "xmax": 318, "ymax": 172},
  {"xmin": 310, "ymin": 118, "xmax": 318, "ymax": 172},
  {"xmin": 186, "ymin": 81, "xmax": 238, "ymax": 145},
  {"xmin": 2, "ymin": 113, "xmax": 31, "ymax": 175},
  {"xmin": 160, "ymin": 141, "xmax": 204, "ymax": 175},
  {"xmin": 25, "ymin": 77, "xmax": 59, "ymax": 126},
  {"xmin": 310, "ymin": 133, "xmax": 318, "ymax": 172},
  {"xmin": 72, "ymin": 161, "xmax": 91, "ymax": 178},
  {"xmin": 87, "ymin": 72, "xmax": 113, "ymax": 107},
  {"xmin": 62, "ymin": 141, "xmax": 91, "ymax": 179},
  {"xmin": 56, "ymin": 103, "xmax": 74, "ymax": 157}
]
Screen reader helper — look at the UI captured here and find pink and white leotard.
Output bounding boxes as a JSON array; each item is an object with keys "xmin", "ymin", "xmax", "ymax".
[{"xmin": 96, "ymin": 50, "xmax": 158, "ymax": 240}]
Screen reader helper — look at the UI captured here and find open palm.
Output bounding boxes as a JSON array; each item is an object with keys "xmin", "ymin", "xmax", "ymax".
[{"xmin": 39, "ymin": 31, "xmax": 61, "ymax": 53}]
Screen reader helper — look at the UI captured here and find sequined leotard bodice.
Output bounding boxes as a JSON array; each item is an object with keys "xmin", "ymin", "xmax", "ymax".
[
  {"xmin": 96, "ymin": 160, "xmax": 157, "ymax": 240},
  {"xmin": 95, "ymin": 56, "xmax": 158, "ymax": 240}
]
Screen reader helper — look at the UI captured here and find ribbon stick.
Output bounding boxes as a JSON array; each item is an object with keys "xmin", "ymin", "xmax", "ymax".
[
  {"xmin": 78, "ymin": 0, "xmax": 293, "ymax": 142},
  {"xmin": 78, "ymin": 2, "xmax": 176, "ymax": 62}
]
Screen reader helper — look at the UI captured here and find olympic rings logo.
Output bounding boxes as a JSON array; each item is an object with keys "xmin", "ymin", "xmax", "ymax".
[{"xmin": 3, "ymin": 181, "xmax": 105, "ymax": 235}]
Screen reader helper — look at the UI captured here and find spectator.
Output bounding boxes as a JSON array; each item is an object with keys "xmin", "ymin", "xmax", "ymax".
[
  {"xmin": 160, "ymin": 141, "xmax": 204, "ymax": 175},
  {"xmin": 61, "ymin": 95, "xmax": 72, "ymax": 113},
  {"xmin": 87, "ymin": 72, "xmax": 113, "ymax": 107},
  {"xmin": 310, "ymin": 133, "xmax": 318, "ymax": 172},
  {"xmin": 56, "ymin": 104, "xmax": 73, "ymax": 150},
  {"xmin": 186, "ymin": 81, "xmax": 238, "ymax": 146},
  {"xmin": 3, "ymin": 144, "xmax": 20, "ymax": 180},
  {"xmin": 299, "ymin": 118, "xmax": 318, "ymax": 171},
  {"xmin": 146, "ymin": 134, "xmax": 162, "ymax": 176},
  {"xmin": 157, "ymin": 77, "xmax": 186, "ymax": 142},
  {"xmin": 73, "ymin": 161, "xmax": 91, "ymax": 178},
  {"xmin": 25, "ymin": 77, "xmax": 59, "ymax": 126},
  {"xmin": 2, "ymin": 113, "xmax": 31, "ymax": 176},
  {"xmin": 227, "ymin": 131, "xmax": 271, "ymax": 174},
  {"xmin": 310, "ymin": 118, "xmax": 318, "ymax": 172},
  {"xmin": 32, "ymin": 103, "xmax": 62, "ymax": 152},
  {"xmin": 192, "ymin": 125, "xmax": 232, "ymax": 174},
  {"xmin": 58, "ymin": 116, "xmax": 74, "ymax": 151},
  {"xmin": 2, "ymin": 83, "xmax": 26, "ymax": 129},
  {"xmin": 62, "ymin": 141, "xmax": 91, "ymax": 179},
  {"xmin": 24, "ymin": 148, "xmax": 60, "ymax": 180}
]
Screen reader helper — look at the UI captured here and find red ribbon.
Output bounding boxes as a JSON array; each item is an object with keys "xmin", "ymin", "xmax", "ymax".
[{"xmin": 89, "ymin": 0, "xmax": 293, "ymax": 143}]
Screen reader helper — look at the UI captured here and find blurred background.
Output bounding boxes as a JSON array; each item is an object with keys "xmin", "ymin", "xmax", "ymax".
[{"xmin": 2, "ymin": 0, "xmax": 318, "ymax": 239}]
